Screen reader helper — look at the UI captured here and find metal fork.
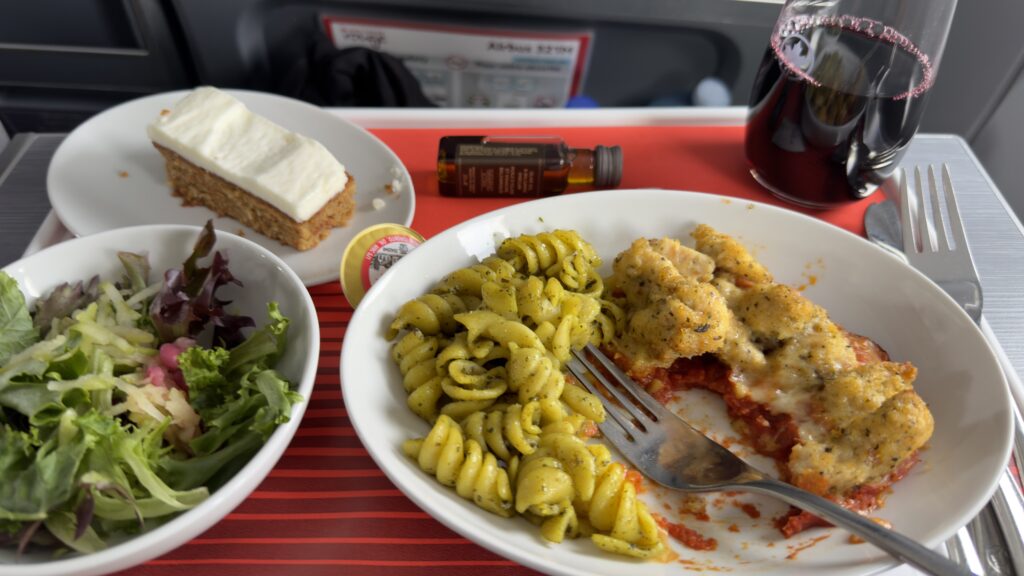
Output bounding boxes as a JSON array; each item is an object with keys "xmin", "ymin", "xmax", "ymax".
[
  {"xmin": 566, "ymin": 344, "xmax": 973, "ymax": 576},
  {"xmin": 899, "ymin": 165, "xmax": 1024, "ymax": 575},
  {"xmin": 899, "ymin": 165, "xmax": 983, "ymax": 323}
]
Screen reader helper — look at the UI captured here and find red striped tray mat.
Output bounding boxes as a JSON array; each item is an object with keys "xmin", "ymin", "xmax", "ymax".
[{"xmin": 125, "ymin": 124, "xmax": 975, "ymax": 575}]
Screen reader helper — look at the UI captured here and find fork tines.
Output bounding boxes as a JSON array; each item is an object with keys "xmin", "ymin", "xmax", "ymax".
[
  {"xmin": 900, "ymin": 164, "xmax": 966, "ymax": 255},
  {"xmin": 897, "ymin": 163, "xmax": 982, "ymax": 323},
  {"xmin": 566, "ymin": 345, "xmax": 665, "ymax": 438}
]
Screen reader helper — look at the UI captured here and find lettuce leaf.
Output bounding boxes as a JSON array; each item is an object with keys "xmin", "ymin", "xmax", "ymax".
[
  {"xmin": 0, "ymin": 382, "xmax": 64, "ymax": 424},
  {"xmin": 177, "ymin": 346, "xmax": 230, "ymax": 420},
  {"xmin": 74, "ymin": 412, "xmax": 208, "ymax": 521},
  {"xmin": 116, "ymin": 252, "xmax": 150, "ymax": 294},
  {"xmin": 224, "ymin": 302, "xmax": 289, "ymax": 377},
  {"xmin": 30, "ymin": 276, "xmax": 100, "ymax": 333},
  {"xmin": 164, "ymin": 304, "xmax": 300, "ymax": 490},
  {"xmin": 44, "ymin": 511, "xmax": 105, "ymax": 553},
  {"xmin": 0, "ymin": 273, "xmax": 38, "ymax": 366},
  {"xmin": 148, "ymin": 221, "xmax": 254, "ymax": 347},
  {"xmin": 159, "ymin": 431, "xmax": 262, "ymax": 491},
  {"xmin": 180, "ymin": 302, "xmax": 292, "ymax": 426},
  {"xmin": 0, "ymin": 424, "xmax": 87, "ymax": 521},
  {"xmin": 249, "ymin": 369, "xmax": 301, "ymax": 438}
]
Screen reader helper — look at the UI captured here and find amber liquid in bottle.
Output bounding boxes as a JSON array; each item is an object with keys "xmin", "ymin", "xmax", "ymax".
[{"xmin": 437, "ymin": 136, "xmax": 606, "ymax": 197}]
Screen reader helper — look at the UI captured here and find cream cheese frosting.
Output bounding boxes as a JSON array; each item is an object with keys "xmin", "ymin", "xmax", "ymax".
[{"xmin": 147, "ymin": 87, "xmax": 349, "ymax": 222}]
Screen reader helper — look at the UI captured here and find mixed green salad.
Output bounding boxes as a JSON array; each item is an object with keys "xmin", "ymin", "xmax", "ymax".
[{"xmin": 0, "ymin": 222, "xmax": 302, "ymax": 556}]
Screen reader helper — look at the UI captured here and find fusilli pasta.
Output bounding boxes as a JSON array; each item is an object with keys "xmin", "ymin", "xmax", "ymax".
[
  {"xmin": 403, "ymin": 415, "xmax": 514, "ymax": 517},
  {"xmin": 497, "ymin": 230, "xmax": 599, "ymax": 279},
  {"xmin": 388, "ymin": 230, "xmax": 668, "ymax": 560},
  {"xmin": 432, "ymin": 255, "xmax": 519, "ymax": 298},
  {"xmin": 587, "ymin": 463, "xmax": 665, "ymax": 558},
  {"xmin": 389, "ymin": 293, "xmax": 476, "ymax": 338}
]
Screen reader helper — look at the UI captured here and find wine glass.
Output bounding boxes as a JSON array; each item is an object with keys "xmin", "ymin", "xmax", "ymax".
[{"xmin": 745, "ymin": 0, "xmax": 958, "ymax": 208}]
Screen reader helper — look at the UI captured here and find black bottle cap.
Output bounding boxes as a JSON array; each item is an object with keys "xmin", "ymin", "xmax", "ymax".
[{"xmin": 594, "ymin": 145, "xmax": 623, "ymax": 188}]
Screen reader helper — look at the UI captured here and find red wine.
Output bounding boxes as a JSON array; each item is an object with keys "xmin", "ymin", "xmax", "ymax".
[{"xmin": 746, "ymin": 16, "xmax": 934, "ymax": 207}]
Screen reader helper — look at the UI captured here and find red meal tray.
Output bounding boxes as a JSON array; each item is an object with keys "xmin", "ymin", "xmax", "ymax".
[{"xmin": 127, "ymin": 124, "xmax": 887, "ymax": 576}]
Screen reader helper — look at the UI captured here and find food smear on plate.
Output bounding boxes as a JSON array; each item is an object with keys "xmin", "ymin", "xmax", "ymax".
[
  {"xmin": 654, "ymin": 514, "xmax": 718, "ymax": 551},
  {"xmin": 0, "ymin": 222, "xmax": 302, "ymax": 556},
  {"xmin": 785, "ymin": 533, "xmax": 831, "ymax": 560},
  {"xmin": 735, "ymin": 501, "xmax": 761, "ymax": 519},
  {"xmin": 147, "ymin": 86, "xmax": 355, "ymax": 251},
  {"xmin": 384, "ymin": 225, "xmax": 933, "ymax": 561}
]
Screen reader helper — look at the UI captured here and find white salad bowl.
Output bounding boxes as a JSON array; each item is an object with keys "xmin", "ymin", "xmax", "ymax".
[{"xmin": 0, "ymin": 224, "xmax": 319, "ymax": 576}]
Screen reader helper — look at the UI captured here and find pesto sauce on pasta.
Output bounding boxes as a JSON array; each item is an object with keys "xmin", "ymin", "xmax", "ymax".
[{"xmin": 387, "ymin": 230, "xmax": 665, "ymax": 559}]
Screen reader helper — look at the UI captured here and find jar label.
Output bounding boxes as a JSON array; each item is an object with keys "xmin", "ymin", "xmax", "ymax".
[{"xmin": 360, "ymin": 234, "xmax": 422, "ymax": 289}]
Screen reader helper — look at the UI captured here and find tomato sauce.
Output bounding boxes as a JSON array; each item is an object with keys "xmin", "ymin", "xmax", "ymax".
[
  {"xmin": 736, "ymin": 502, "xmax": 761, "ymax": 519},
  {"xmin": 785, "ymin": 534, "xmax": 831, "ymax": 560},
  {"xmin": 653, "ymin": 355, "xmax": 802, "ymax": 463},
  {"xmin": 846, "ymin": 331, "xmax": 889, "ymax": 364},
  {"xmin": 606, "ymin": 339, "xmax": 924, "ymax": 539},
  {"xmin": 777, "ymin": 453, "xmax": 920, "ymax": 537},
  {"xmin": 626, "ymin": 469, "xmax": 646, "ymax": 494},
  {"xmin": 654, "ymin": 515, "xmax": 718, "ymax": 551}
]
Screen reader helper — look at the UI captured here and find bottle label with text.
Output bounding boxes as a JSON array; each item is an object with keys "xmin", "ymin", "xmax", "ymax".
[{"xmin": 455, "ymin": 143, "xmax": 544, "ymax": 196}]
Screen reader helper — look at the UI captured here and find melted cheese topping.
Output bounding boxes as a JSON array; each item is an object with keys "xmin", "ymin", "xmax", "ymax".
[
  {"xmin": 608, "ymin": 225, "xmax": 934, "ymax": 497},
  {"xmin": 147, "ymin": 87, "xmax": 349, "ymax": 222}
]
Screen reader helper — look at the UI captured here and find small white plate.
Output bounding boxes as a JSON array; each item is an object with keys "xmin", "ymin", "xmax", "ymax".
[
  {"xmin": 47, "ymin": 89, "xmax": 415, "ymax": 286},
  {"xmin": 341, "ymin": 189, "xmax": 1012, "ymax": 576}
]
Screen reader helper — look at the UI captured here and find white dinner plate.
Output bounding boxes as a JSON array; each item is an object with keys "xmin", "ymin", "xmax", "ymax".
[
  {"xmin": 341, "ymin": 189, "xmax": 1012, "ymax": 576},
  {"xmin": 47, "ymin": 89, "xmax": 414, "ymax": 286}
]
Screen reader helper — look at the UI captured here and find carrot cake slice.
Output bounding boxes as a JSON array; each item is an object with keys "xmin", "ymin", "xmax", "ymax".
[{"xmin": 147, "ymin": 86, "xmax": 355, "ymax": 251}]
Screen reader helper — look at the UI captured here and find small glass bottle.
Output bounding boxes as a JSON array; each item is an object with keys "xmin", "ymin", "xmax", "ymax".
[{"xmin": 437, "ymin": 136, "xmax": 623, "ymax": 197}]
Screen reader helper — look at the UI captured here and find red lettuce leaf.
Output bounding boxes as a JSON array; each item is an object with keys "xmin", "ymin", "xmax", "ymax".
[
  {"xmin": 30, "ymin": 276, "xmax": 100, "ymax": 332},
  {"xmin": 149, "ymin": 222, "xmax": 254, "ymax": 347}
]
